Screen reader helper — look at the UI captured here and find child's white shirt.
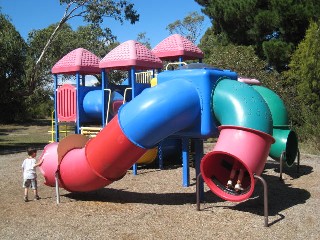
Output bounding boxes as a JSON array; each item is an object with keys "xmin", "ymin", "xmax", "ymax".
[{"xmin": 22, "ymin": 157, "xmax": 37, "ymax": 180}]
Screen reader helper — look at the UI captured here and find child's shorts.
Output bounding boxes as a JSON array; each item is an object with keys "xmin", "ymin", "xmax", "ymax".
[{"xmin": 23, "ymin": 179, "xmax": 37, "ymax": 190}]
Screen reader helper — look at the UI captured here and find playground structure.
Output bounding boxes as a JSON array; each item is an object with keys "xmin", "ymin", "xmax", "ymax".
[{"xmin": 39, "ymin": 34, "xmax": 299, "ymax": 226}]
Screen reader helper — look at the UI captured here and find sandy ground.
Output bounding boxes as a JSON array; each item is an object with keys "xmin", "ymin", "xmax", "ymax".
[{"xmin": 0, "ymin": 148, "xmax": 320, "ymax": 240}]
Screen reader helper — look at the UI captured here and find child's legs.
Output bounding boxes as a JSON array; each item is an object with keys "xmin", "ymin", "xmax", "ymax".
[
  {"xmin": 30, "ymin": 179, "xmax": 38, "ymax": 196},
  {"xmin": 23, "ymin": 179, "xmax": 31, "ymax": 196},
  {"xmin": 238, "ymin": 168, "xmax": 244, "ymax": 182},
  {"xmin": 24, "ymin": 188, "xmax": 29, "ymax": 196},
  {"xmin": 229, "ymin": 161, "xmax": 241, "ymax": 179}
]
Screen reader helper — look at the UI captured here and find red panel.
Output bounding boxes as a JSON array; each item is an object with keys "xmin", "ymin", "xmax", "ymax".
[{"xmin": 57, "ymin": 84, "xmax": 76, "ymax": 122}]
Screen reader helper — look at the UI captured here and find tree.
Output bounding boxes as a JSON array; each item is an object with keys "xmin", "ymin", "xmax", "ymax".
[
  {"xmin": 27, "ymin": 0, "xmax": 139, "ymax": 98},
  {"xmin": 76, "ymin": 24, "xmax": 116, "ymax": 57},
  {"xmin": 0, "ymin": 13, "xmax": 29, "ymax": 122},
  {"xmin": 136, "ymin": 32, "xmax": 151, "ymax": 49},
  {"xmin": 25, "ymin": 22, "xmax": 122, "ymax": 118},
  {"xmin": 195, "ymin": 0, "xmax": 320, "ymax": 71},
  {"xmin": 284, "ymin": 20, "xmax": 320, "ymax": 150},
  {"xmin": 199, "ymin": 28, "xmax": 281, "ymax": 91},
  {"xmin": 166, "ymin": 11, "xmax": 205, "ymax": 43}
]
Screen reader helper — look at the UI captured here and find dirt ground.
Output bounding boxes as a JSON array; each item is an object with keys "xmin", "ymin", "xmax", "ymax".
[{"xmin": 0, "ymin": 147, "xmax": 319, "ymax": 240}]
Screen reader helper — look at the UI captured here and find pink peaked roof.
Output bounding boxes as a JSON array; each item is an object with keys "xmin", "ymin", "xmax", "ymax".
[
  {"xmin": 99, "ymin": 40, "xmax": 163, "ymax": 70},
  {"xmin": 52, "ymin": 48, "xmax": 101, "ymax": 74},
  {"xmin": 152, "ymin": 34, "xmax": 204, "ymax": 60}
]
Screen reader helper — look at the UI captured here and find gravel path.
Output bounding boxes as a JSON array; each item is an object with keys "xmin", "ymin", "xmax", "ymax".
[{"xmin": 0, "ymin": 150, "xmax": 319, "ymax": 240}]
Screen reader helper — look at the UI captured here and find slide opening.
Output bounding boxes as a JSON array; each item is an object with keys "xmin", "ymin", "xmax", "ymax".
[
  {"xmin": 285, "ymin": 131, "xmax": 298, "ymax": 167},
  {"xmin": 200, "ymin": 126, "xmax": 274, "ymax": 202},
  {"xmin": 201, "ymin": 151, "xmax": 254, "ymax": 202}
]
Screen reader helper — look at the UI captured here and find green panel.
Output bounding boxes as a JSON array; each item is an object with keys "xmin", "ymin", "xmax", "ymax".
[
  {"xmin": 269, "ymin": 128, "xmax": 298, "ymax": 166},
  {"xmin": 252, "ymin": 85, "xmax": 289, "ymax": 126},
  {"xmin": 212, "ymin": 79, "xmax": 273, "ymax": 134}
]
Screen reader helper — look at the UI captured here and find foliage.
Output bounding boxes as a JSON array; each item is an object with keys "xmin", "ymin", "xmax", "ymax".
[
  {"xmin": 195, "ymin": 0, "xmax": 320, "ymax": 72},
  {"xmin": 6, "ymin": 0, "xmax": 139, "ymax": 123},
  {"xmin": 136, "ymin": 32, "xmax": 151, "ymax": 49},
  {"xmin": 27, "ymin": 0, "xmax": 139, "ymax": 106},
  {"xmin": 0, "ymin": 13, "xmax": 29, "ymax": 122},
  {"xmin": 166, "ymin": 11, "xmax": 205, "ymax": 43},
  {"xmin": 262, "ymin": 39, "xmax": 293, "ymax": 71},
  {"xmin": 283, "ymin": 21, "xmax": 320, "ymax": 151},
  {"xmin": 199, "ymin": 28, "xmax": 281, "ymax": 91}
]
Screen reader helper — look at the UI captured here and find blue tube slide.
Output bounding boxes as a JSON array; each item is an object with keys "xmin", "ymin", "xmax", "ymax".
[{"xmin": 118, "ymin": 79, "xmax": 201, "ymax": 148}]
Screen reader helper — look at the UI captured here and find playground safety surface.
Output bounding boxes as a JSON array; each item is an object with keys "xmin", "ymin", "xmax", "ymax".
[{"xmin": 0, "ymin": 149, "xmax": 319, "ymax": 239}]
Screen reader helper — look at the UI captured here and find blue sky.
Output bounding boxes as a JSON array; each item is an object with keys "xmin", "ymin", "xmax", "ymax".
[{"xmin": 0, "ymin": 0, "xmax": 211, "ymax": 48}]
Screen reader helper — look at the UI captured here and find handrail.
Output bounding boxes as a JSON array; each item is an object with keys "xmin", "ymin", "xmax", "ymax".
[
  {"xmin": 104, "ymin": 88, "xmax": 112, "ymax": 124},
  {"xmin": 80, "ymin": 126, "xmax": 102, "ymax": 138},
  {"xmin": 165, "ymin": 62, "xmax": 187, "ymax": 71},
  {"xmin": 123, "ymin": 87, "xmax": 132, "ymax": 104}
]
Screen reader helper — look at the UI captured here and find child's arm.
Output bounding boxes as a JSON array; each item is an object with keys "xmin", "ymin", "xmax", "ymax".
[{"xmin": 34, "ymin": 158, "xmax": 44, "ymax": 167}]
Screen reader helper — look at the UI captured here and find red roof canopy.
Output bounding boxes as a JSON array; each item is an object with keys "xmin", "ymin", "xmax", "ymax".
[
  {"xmin": 152, "ymin": 34, "xmax": 204, "ymax": 61},
  {"xmin": 99, "ymin": 40, "xmax": 163, "ymax": 70},
  {"xmin": 52, "ymin": 48, "xmax": 101, "ymax": 74}
]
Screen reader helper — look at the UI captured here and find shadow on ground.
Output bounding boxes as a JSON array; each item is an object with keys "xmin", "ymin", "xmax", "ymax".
[{"xmin": 65, "ymin": 169, "xmax": 310, "ymax": 225}]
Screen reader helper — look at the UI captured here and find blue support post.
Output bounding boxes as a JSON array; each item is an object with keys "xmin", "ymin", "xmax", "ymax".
[
  {"xmin": 179, "ymin": 56, "xmax": 183, "ymax": 64},
  {"xmin": 130, "ymin": 67, "xmax": 138, "ymax": 175},
  {"xmin": 182, "ymin": 138, "xmax": 190, "ymax": 187},
  {"xmin": 54, "ymin": 74, "xmax": 59, "ymax": 142},
  {"xmin": 101, "ymin": 69, "xmax": 107, "ymax": 127},
  {"xmin": 158, "ymin": 141, "xmax": 164, "ymax": 170},
  {"xmin": 76, "ymin": 72, "xmax": 80, "ymax": 134},
  {"xmin": 194, "ymin": 139, "xmax": 204, "ymax": 199}
]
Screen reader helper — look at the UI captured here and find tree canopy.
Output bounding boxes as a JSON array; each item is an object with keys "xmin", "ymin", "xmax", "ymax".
[
  {"xmin": 0, "ymin": 13, "xmax": 29, "ymax": 122},
  {"xmin": 283, "ymin": 20, "xmax": 320, "ymax": 150},
  {"xmin": 26, "ymin": 0, "xmax": 139, "ymax": 103},
  {"xmin": 195, "ymin": 0, "xmax": 320, "ymax": 71},
  {"xmin": 166, "ymin": 11, "xmax": 205, "ymax": 43}
]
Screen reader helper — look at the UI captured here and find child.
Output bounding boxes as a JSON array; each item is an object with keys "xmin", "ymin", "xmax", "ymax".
[
  {"xmin": 21, "ymin": 147, "xmax": 44, "ymax": 202},
  {"xmin": 226, "ymin": 161, "xmax": 244, "ymax": 192}
]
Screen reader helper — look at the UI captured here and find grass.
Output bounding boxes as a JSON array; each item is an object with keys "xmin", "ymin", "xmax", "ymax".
[
  {"xmin": 0, "ymin": 119, "xmax": 56, "ymax": 155},
  {"xmin": 1, "ymin": 119, "xmax": 319, "ymax": 156}
]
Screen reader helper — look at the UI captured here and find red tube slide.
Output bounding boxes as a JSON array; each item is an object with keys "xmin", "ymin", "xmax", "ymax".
[
  {"xmin": 39, "ymin": 117, "xmax": 147, "ymax": 192},
  {"xmin": 200, "ymin": 126, "xmax": 274, "ymax": 202}
]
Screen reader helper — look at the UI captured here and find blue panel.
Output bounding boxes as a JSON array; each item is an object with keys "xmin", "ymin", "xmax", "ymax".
[
  {"xmin": 78, "ymin": 86, "xmax": 101, "ymax": 123},
  {"xmin": 82, "ymin": 89, "xmax": 103, "ymax": 120}
]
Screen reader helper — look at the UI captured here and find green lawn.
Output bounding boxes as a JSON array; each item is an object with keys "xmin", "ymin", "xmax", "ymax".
[{"xmin": 0, "ymin": 119, "xmax": 52, "ymax": 154}]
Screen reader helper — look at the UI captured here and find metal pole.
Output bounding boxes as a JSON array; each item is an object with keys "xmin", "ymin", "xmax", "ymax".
[
  {"xmin": 55, "ymin": 171, "xmax": 60, "ymax": 205},
  {"xmin": 254, "ymin": 174, "xmax": 269, "ymax": 227},
  {"xmin": 196, "ymin": 173, "xmax": 203, "ymax": 211},
  {"xmin": 279, "ymin": 151, "xmax": 285, "ymax": 180},
  {"xmin": 297, "ymin": 148, "xmax": 300, "ymax": 173},
  {"xmin": 195, "ymin": 139, "xmax": 204, "ymax": 200}
]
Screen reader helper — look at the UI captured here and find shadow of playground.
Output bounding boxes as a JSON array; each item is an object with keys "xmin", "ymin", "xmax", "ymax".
[{"xmin": 65, "ymin": 168, "xmax": 311, "ymax": 225}]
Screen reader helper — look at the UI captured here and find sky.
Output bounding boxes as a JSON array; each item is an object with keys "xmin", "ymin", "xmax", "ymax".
[{"xmin": 0, "ymin": 0, "xmax": 211, "ymax": 48}]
